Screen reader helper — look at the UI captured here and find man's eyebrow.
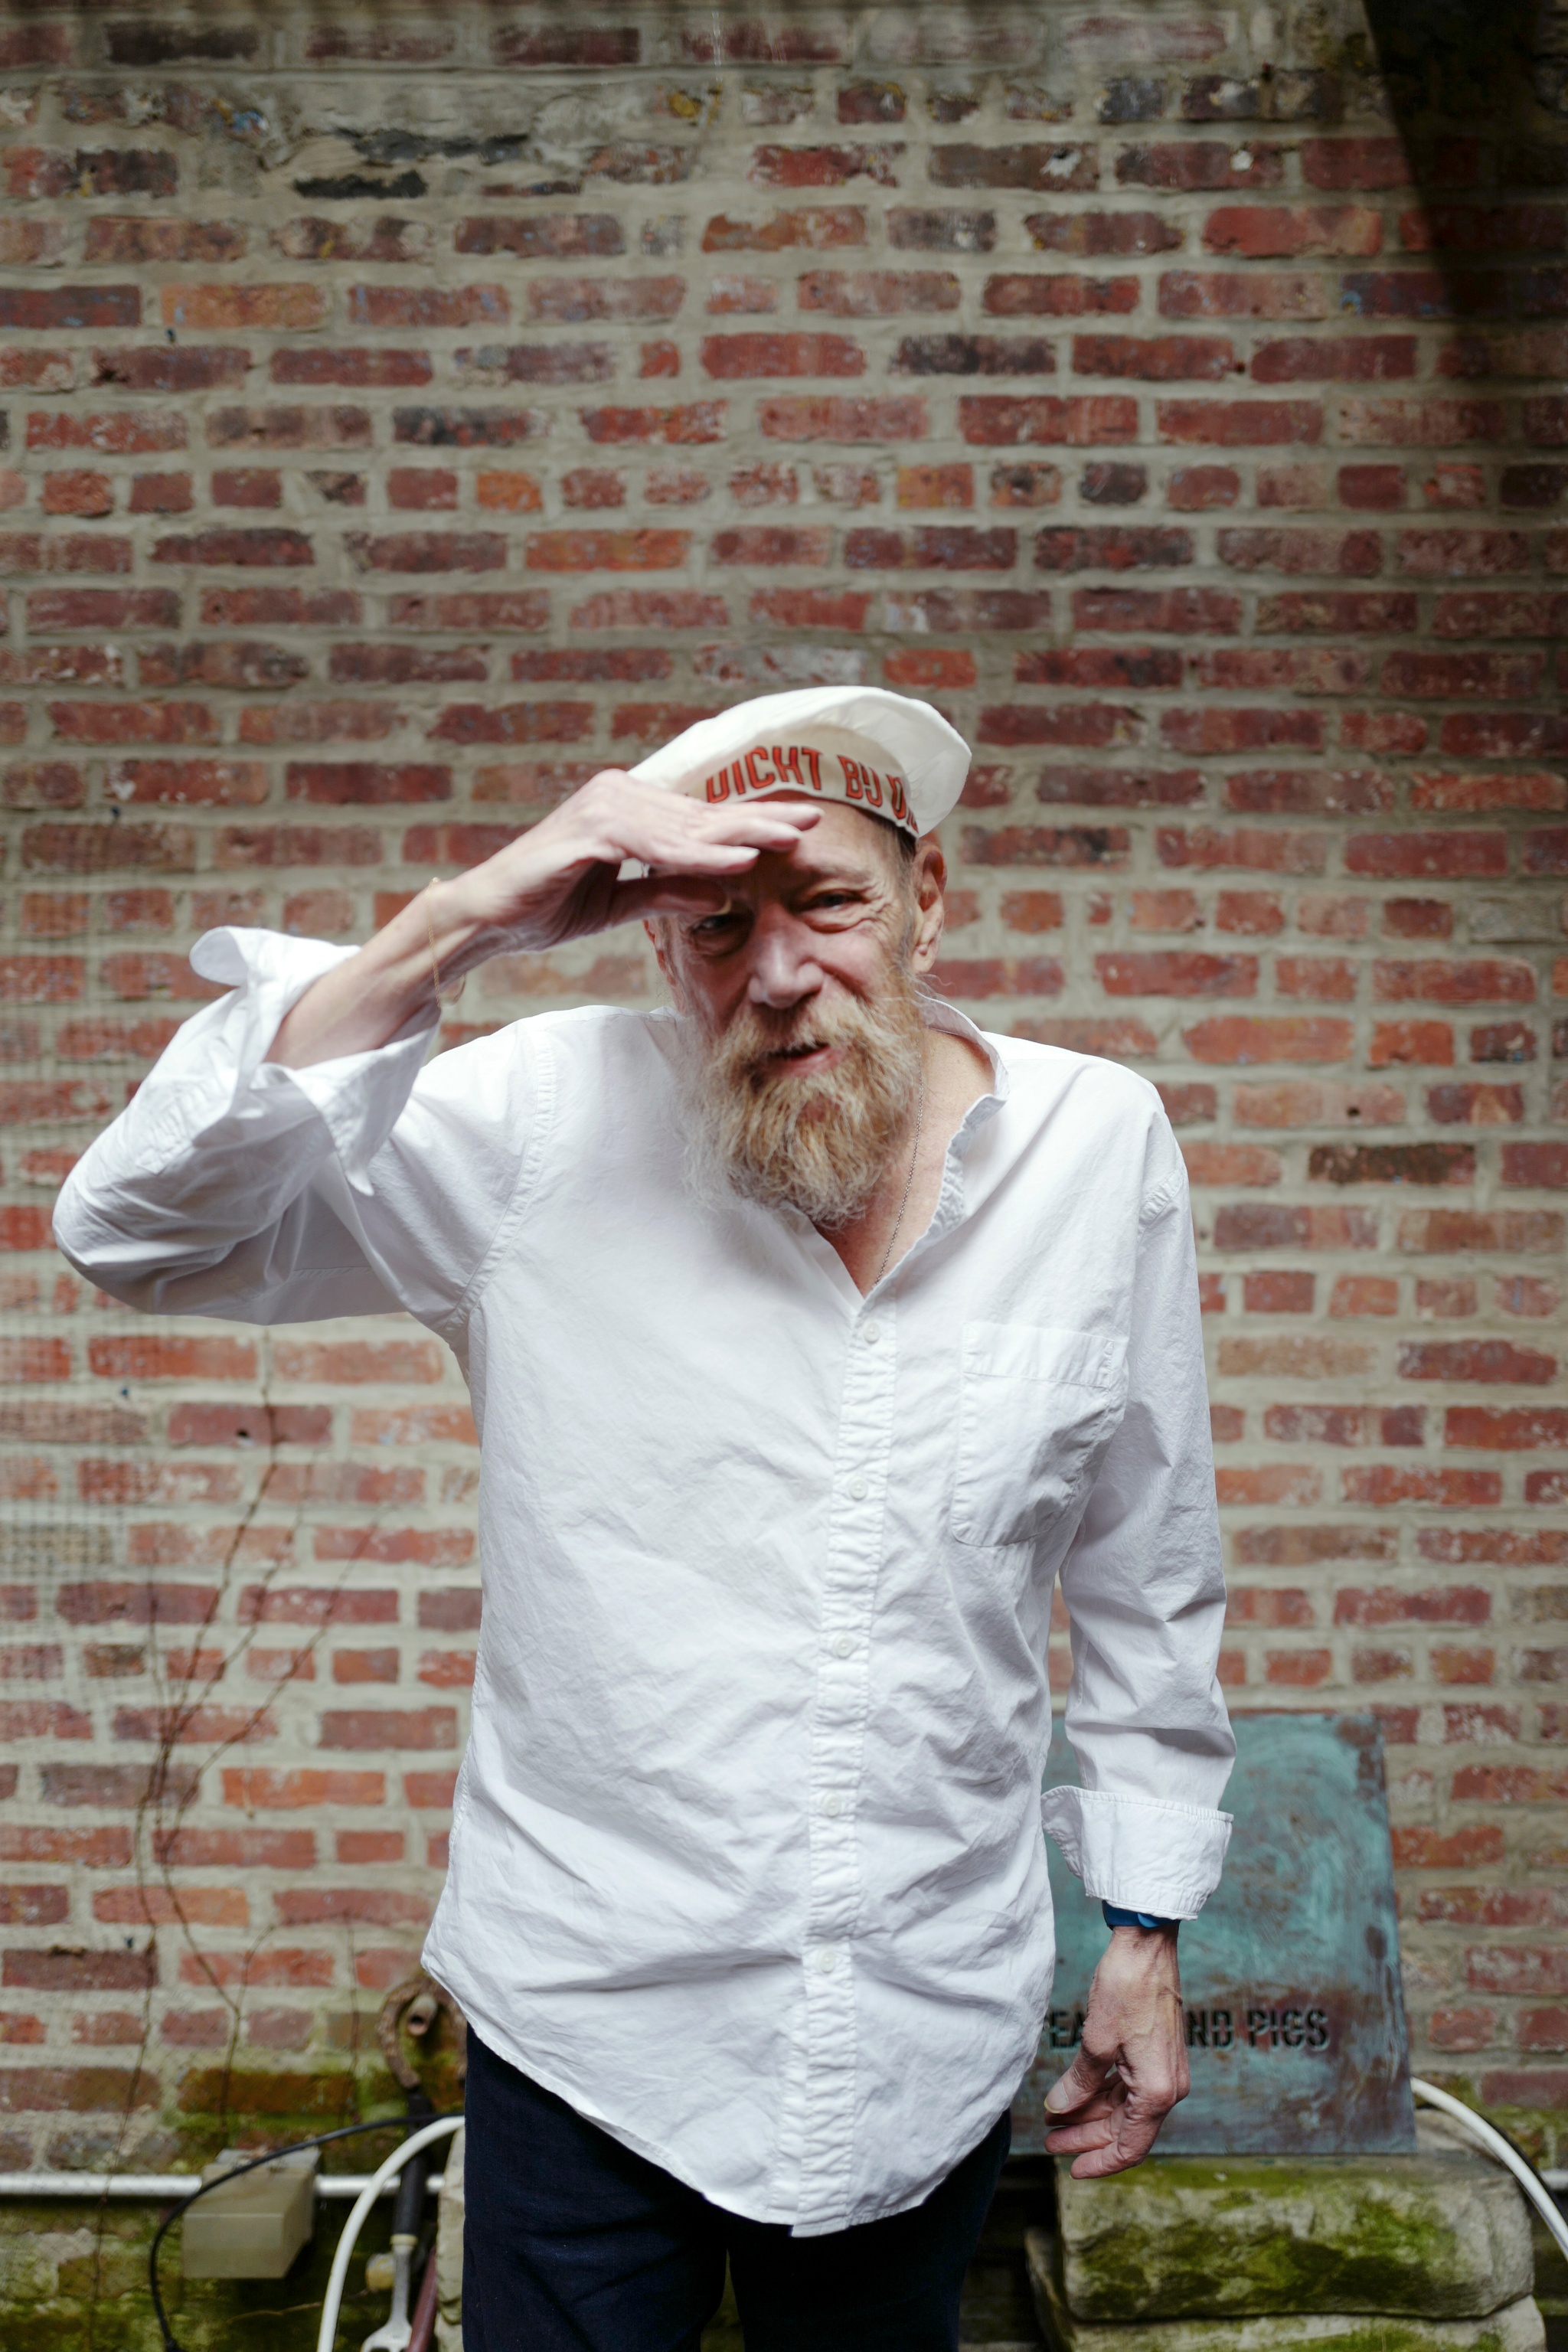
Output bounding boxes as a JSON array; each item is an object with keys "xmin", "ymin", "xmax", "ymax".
[{"xmin": 783, "ymin": 851, "xmax": 880, "ymax": 887}]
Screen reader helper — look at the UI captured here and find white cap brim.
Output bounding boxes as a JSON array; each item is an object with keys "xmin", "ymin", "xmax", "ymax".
[{"xmin": 629, "ymin": 685, "xmax": 971, "ymax": 838}]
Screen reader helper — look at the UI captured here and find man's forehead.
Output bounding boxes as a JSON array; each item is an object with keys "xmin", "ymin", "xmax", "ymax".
[{"xmin": 746, "ymin": 794, "xmax": 904, "ymax": 879}]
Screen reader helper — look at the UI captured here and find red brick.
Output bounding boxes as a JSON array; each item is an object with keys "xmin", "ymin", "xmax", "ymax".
[
  {"xmin": 318, "ymin": 1709, "xmax": 456, "ymax": 1751},
  {"xmin": 336, "ymin": 285, "xmax": 505, "ymax": 332},
  {"xmin": 1411, "ymin": 770, "xmax": 1565, "ymax": 814},
  {"xmin": 1033, "ymin": 524, "xmax": 1193, "ymax": 573},
  {"xmin": 1096, "ymin": 951, "xmax": 1258, "ymax": 997},
  {"xmin": 1184, "ymin": 1143, "xmax": 1281, "ymax": 1186},
  {"xmin": 1116, "ymin": 145, "xmax": 1285, "ymax": 194},
  {"xmin": 1021, "ymin": 647, "xmax": 1181, "ymax": 690},
  {"xmin": 1426, "ymin": 1083, "xmax": 1525, "ymax": 1125},
  {"xmin": 1164, "ymin": 464, "xmax": 1240, "ymax": 510},
  {"xmin": 750, "ymin": 144, "xmax": 902, "ymax": 191},
  {"xmin": 1477, "ymin": 2066, "xmax": 1568, "ymax": 2109},
  {"xmin": 1369, "ymin": 1021, "xmax": 1454, "ymax": 1067},
  {"xmin": 1182, "ymin": 1016, "xmax": 1354, "ymax": 1066},
  {"xmin": 113, "ymin": 1701, "xmax": 273, "ymax": 1745},
  {"xmin": 222, "ymin": 1767, "xmax": 383, "ymax": 1810},
  {"xmin": 1398, "ymin": 528, "xmax": 1531, "ymax": 577},
  {"xmin": 701, "ymin": 332, "xmax": 865, "ymax": 380},
  {"xmin": 1160, "ymin": 271, "xmax": 1330, "ymax": 322},
  {"xmin": 1445, "ymin": 1408, "xmax": 1568, "ymax": 1448},
  {"xmin": 1264, "ymin": 1648, "xmax": 1334, "ymax": 1686},
  {"xmin": 1401, "ymin": 1208, "xmax": 1563, "ymax": 1254},
  {"xmin": 96, "ymin": 1884, "xmax": 247, "ymax": 1928},
  {"xmin": 0, "ymin": 1827, "xmax": 132, "ymax": 1867},
  {"xmin": 928, "ymin": 144, "xmax": 1096, "ymax": 194},
  {"xmin": 1200, "ymin": 206, "xmax": 1381, "ymax": 260},
  {"xmin": 1400, "ymin": 1345, "xmax": 1560, "ymax": 1374},
  {"xmin": 510, "ymin": 395, "xmax": 702, "ymax": 444},
  {"xmin": 1074, "ymin": 332, "xmax": 1236, "ymax": 381},
  {"xmin": 802, "ymin": 270, "xmax": 960, "ymax": 315},
  {"xmin": 1212, "ymin": 1464, "xmax": 1320, "ymax": 1507},
  {"xmin": 958, "ymin": 395, "xmax": 1137, "ymax": 446},
  {"xmin": 985, "ymin": 275, "xmax": 1138, "ymax": 317},
  {"xmin": 1156, "ymin": 828, "xmax": 1328, "ymax": 875},
  {"xmin": 1074, "ymin": 587, "xmax": 1240, "ymax": 633},
  {"xmin": 961, "ymin": 826, "xmax": 1131, "ymax": 870},
  {"xmin": 1501, "ymin": 1142, "xmax": 1568, "ymax": 1188},
  {"xmin": 345, "ymin": 531, "xmax": 506, "ymax": 575},
  {"xmin": 1346, "ymin": 833, "xmax": 1508, "ymax": 881},
  {"xmin": 1374, "ymin": 959, "xmax": 1534, "ymax": 1006},
  {"xmin": 0, "ymin": 285, "xmax": 140, "ymax": 332},
  {"xmin": 980, "ymin": 703, "xmax": 1138, "ymax": 750},
  {"xmin": 395, "ymin": 1770, "xmax": 456, "ymax": 1813},
  {"xmin": 1344, "ymin": 1467, "xmax": 1502, "ymax": 1507},
  {"xmin": 1164, "ymin": 710, "xmax": 1327, "ymax": 756},
  {"xmin": 272, "ymin": 348, "xmax": 431, "ymax": 388},
  {"xmin": 3, "ymin": 1949, "xmax": 155, "ymax": 1993},
  {"xmin": 1156, "ymin": 399, "xmax": 1324, "ymax": 446}
]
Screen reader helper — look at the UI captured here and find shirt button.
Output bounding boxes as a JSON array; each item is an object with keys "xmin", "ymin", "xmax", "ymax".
[
  {"xmin": 862, "ymin": 1321, "xmax": 881, "ymax": 1344},
  {"xmin": 847, "ymin": 1475, "xmax": 868, "ymax": 1501},
  {"xmin": 814, "ymin": 1945, "xmax": 840, "ymax": 1975},
  {"xmin": 832, "ymin": 1633, "xmax": 854, "ymax": 1658},
  {"xmin": 820, "ymin": 1791, "xmax": 843, "ymax": 1818}
]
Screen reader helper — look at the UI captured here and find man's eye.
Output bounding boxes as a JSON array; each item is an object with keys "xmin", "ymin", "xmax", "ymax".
[{"xmin": 690, "ymin": 911, "xmax": 739, "ymax": 937}]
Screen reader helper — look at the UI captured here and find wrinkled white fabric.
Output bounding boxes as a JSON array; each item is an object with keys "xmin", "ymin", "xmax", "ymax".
[{"xmin": 55, "ymin": 926, "xmax": 1233, "ymax": 2235}]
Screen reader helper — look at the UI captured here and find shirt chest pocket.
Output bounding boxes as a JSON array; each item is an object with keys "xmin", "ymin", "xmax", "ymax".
[{"xmin": 950, "ymin": 1321, "xmax": 1129, "ymax": 1550}]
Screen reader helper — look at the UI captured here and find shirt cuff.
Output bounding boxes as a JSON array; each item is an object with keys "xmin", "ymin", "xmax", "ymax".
[
  {"xmin": 190, "ymin": 926, "xmax": 439, "ymax": 1194},
  {"xmin": 1040, "ymin": 1786, "xmax": 1233, "ymax": 1921}
]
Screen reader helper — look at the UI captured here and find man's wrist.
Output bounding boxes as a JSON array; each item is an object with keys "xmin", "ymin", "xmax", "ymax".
[{"xmin": 1102, "ymin": 1902, "xmax": 1180, "ymax": 1932}]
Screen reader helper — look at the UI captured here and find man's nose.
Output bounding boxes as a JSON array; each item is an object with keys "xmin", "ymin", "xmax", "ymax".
[{"xmin": 745, "ymin": 907, "xmax": 823, "ymax": 1008}]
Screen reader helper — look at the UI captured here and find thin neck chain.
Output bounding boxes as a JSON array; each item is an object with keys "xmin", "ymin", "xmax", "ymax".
[{"xmin": 872, "ymin": 1074, "xmax": 926, "ymax": 1292}]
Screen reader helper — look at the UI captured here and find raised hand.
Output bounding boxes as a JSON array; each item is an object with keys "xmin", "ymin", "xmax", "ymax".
[
  {"xmin": 264, "ymin": 767, "xmax": 818, "ymax": 1070},
  {"xmin": 453, "ymin": 769, "xmax": 821, "ymax": 956}
]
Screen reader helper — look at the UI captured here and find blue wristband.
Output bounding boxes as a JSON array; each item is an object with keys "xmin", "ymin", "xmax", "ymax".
[{"xmin": 1102, "ymin": 1902, "xmax": 1178, "ymax": 1932}]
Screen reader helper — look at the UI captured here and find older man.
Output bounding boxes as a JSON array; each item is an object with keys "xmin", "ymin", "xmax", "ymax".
[{"xmin": 56, "ymin": 688, "xmax": 1233, "ymax": 2352}]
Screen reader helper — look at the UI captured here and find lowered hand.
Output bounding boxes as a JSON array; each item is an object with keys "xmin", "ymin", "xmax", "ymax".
[{"xmin": 1042, "ymin": 1923, "xmax": 1188, "ymax": 2177}]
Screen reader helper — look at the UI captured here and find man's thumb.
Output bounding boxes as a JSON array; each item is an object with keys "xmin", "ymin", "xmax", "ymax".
[{"xmin": 1044, "ymin": 2047, "xmax": 1112, "ymax": 2114}]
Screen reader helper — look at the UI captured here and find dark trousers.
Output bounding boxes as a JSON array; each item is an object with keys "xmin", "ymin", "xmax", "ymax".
[{"xmin": 462, "ymin": 2029, "xmax": 1011, "ymax": 2352}]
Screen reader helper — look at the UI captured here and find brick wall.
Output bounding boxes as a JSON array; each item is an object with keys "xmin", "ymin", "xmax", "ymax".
[{"xmin": 0, "ymin": 0, "xmax": 1565, "ymax": 2171}]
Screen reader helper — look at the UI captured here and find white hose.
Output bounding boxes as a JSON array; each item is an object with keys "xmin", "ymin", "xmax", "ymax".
[
  {"xmin": 315, "ymin": 2116, "xmax": 464, "ymax": 2352},
  {"xmin": 1411, "ymin": 2077, "xmax": 1568, "ymax": 2262}
]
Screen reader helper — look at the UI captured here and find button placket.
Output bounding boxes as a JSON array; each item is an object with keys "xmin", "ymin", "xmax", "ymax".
[{"xmin": 786, "ymin": 1302, "xmax": 900, "ymax": 2228}]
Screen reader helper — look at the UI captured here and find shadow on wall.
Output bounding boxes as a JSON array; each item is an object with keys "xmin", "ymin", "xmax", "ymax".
[
  {"xmin": 1361, "ymin": 0, "xmax": 1566, "ymax": 410},
  {"xmin": 1344, "ymin": 0, "xmax": 1567, "ymax": 799}
]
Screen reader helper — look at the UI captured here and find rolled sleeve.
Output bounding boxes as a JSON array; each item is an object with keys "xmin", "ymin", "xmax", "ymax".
[
  {"xmin": 187, "ymin": 926, "xmax": 439, "ymax": 1194},
  {"xmin": 54, "ymin": 927, "xmax": 438, "ymax": 1318},
  {"xmin": 1039, "ymin": 1787, "xmax": 1232, "ymax": 1920}
]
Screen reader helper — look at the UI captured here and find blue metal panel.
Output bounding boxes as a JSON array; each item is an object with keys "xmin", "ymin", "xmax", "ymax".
[{"xmin": 1012, "ymin": 1712, "xmax": 1416, "ymax": 2154}]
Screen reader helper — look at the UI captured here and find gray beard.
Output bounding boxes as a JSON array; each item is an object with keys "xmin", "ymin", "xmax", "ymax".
[{"xmin": 672, "ymin": 968, "xmax": 928, "ymax": 1230}]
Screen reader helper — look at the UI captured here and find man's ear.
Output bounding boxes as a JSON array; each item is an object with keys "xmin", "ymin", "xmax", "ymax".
[{"xmin": 908, "ymin": 837, "xmax": 946, "ymax": 975}]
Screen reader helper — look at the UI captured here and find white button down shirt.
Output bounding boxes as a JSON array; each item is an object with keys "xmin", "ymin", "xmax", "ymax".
[{"xmin": 55, "ymin": 927, "xmax": 1233, "ymax": 2236}]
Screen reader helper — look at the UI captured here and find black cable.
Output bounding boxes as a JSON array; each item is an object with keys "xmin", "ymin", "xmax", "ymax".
[{"xmin": 147, "ymin": 2108, "xmax": 462, "ymax": 2352}]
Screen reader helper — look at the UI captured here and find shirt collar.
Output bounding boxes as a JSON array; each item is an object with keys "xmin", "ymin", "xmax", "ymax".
[{"xmin": 921, "ymin": 994, "xmax": 1009, "ymax": 1143}]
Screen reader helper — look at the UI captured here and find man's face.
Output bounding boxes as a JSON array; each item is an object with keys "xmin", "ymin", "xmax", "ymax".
[{"xmin": 650, "ymin": 796, "xmax": 948, "ymax": 1225}]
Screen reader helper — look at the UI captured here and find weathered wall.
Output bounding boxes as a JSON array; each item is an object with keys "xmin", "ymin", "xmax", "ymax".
[{"xmin": 0, "ymin": 0, "xmax": 1564, "ymax": 2178}]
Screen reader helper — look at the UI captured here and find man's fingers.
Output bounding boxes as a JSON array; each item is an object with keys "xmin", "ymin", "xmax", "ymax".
[
  {"xmin": 610, "ymin": 875, "xmax": 733, "ymax": 925},
  {"xmin": 1067, "ymin": 2109, "xmax": 1167, "ymax": 2179},
  {"xmin": 588, "ymin": 779, "xmax": 821, "ymax": 868},
  {"xmin": 1054, "ymin": 2073, "xmax": 1184, "ymax": 2177},
  {"xmin": 1044, "ymin": 2112, "xmax": 1119, "ymax": 2155}
]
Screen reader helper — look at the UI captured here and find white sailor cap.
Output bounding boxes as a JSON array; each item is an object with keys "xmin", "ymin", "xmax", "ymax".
[{"xmin": 629, "ymin": 685, "xmax": 971, "ymax": 841}]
